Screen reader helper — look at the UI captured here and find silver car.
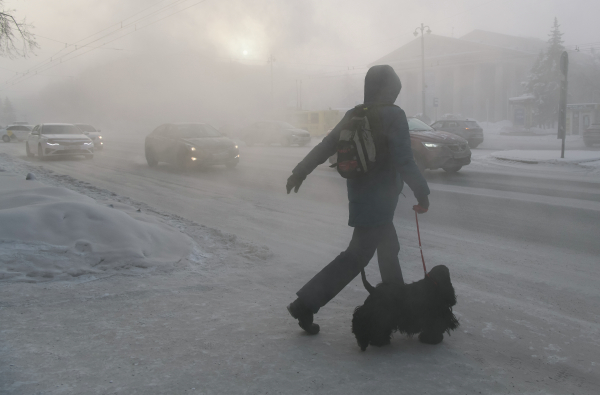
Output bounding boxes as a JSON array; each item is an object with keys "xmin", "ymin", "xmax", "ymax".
[{"xmin": 26, "ymin": 123, "xmax": 94, "ymax": 160}]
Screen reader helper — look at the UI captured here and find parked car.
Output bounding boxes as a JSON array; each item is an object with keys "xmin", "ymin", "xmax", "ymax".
[
  {"xmin": 26, "ymin": 123, "xmax": 94, "ymax": 160},
  {"xmin": 328, "ymin": 117, "xmax": 471, "ymax": 173},
  {"xmin": 583, "ymin": 123, "xmax": 600, "ymax": 147},
  {"xmin": 2, "ymin": 124, "xmax": 34, "ymax": 142},
  {"xmin": 145, "ymin": 123, "xmax": 239, "ymax": 169},
  {"xmin": 430, "ymin": 119, "xmax": 483, "ymax": 148},
  {"xmin": 241, "ymin": 121, "xmax": 310, "ymax": 147},
  {"xmin": 74, "ymin": 124, "xmax": 104, "ymax": 150}
]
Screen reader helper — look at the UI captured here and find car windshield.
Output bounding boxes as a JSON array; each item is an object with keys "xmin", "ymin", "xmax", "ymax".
[
  {"xmin": 75, "ymin": 124, "xmax": 96, "ymax": 133},
  {"xmin": 41, "ymin": 125, "xmax": 83, "ymax": 135},
  {"xmin": 464, "ymin": 121, "xmax": 480, "ymax": 128},
  {"xmin": 276, "ymin": 122, "xmax": 295, "ymax": 129},
  {"xmin": 174, "ymin": 124, "xmax": 221, "ymax": 138},
  {"xmin": 407, "ymin": 118, "xmax": 433, "ymax": 131}
]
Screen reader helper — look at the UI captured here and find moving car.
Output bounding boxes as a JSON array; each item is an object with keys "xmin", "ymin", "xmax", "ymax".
[
  {"xmin": 409, "ymin": 117, "xmax": 471, "ymax": 173},
  {"xmin": 329, "ymin": 117, "xmax": 471, "ymax": 173},
  {"xmin": 145, "ymin": 123, "xmax": 239, "ymax": 169},
  {"xmin": 242, "ymin": 121, "xmax": 310, "ymax": 147},
  {"xmin": 430, "ymin": 119, "xmax": 483, "ymax": 148},
  {"xmin": 75, "ymin": 124, "xmax": 104, "ymax": 150},
  {"xmin": 26, "ymin": 123, "xmax": 94, "ymax": 160},
  {"xmin": 2, "ymin": 124, "xmax": 33, "ymax": 142},
  {"xmin": 583, "ymin": 123, "xmax": 600, "ymax": 147}
]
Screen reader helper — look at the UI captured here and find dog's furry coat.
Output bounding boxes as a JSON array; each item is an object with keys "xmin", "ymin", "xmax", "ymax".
[{"xmin": 352, "ymin": 265, "xmax": 459, "ymax": 351}]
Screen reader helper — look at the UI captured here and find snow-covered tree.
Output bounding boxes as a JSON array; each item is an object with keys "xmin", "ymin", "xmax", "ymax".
[
  {"xmin": 0, "ymin": 2, "xmax": 38, "ymax": 58},
  {"xmin": 524, "ymin": 18, "xmax": 565, "ymax": 127}
]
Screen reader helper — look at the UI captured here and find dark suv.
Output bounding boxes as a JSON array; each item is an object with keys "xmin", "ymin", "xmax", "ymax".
[{"xmin": 430, "ymin": 119, "xmax": 483, "ymax": 148}]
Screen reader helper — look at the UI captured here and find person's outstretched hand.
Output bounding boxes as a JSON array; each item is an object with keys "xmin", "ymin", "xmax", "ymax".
[
  {"xmin": 413, "ymin": 195, "xmax": 429, "ymax": 214},
  {"xmin": 286, "ymin": 174, "xmax": 305, "ymax": 194}
]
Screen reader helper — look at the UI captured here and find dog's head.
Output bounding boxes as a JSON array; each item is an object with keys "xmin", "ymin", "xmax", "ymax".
[{"xmin": 428, "ymin": 265, "xmax": 456, "ymax": 307}]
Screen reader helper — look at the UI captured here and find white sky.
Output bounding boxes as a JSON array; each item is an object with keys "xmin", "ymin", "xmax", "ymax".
[{"xmin": 1, "ymin": 0, "xmax": 599, "ymax": 102}]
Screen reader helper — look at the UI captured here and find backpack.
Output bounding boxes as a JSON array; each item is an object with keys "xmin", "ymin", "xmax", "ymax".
[{"xmin": 332, "ymin": 104, "xmax": 393, "ymax": 179}]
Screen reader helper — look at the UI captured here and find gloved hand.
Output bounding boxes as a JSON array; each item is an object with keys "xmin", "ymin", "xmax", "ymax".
[
  {"xmin": 413, "ymin": 195, "xmax": 429, "ymax": 214},
  {"xmin": 286, "ymin": 174, "xmax": 305, "ymax": 194}
]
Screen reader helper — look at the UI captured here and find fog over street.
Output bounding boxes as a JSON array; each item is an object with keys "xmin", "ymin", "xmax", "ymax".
[{"xmin": 1, "ymin": 0, "xmax": 600, "ymax": 393}]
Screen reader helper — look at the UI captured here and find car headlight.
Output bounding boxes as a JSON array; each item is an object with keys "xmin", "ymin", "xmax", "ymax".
[
  {"xmin": 84, "ymin": 142, "xmax": 93, "ymax": 145},
  {"xmin": 422, "ymin": 142, "xmax": 441, "ymax": 148},
  {"xmin": 190, "ymin": 146, "xmax": 196, "ymax": 151},
  {"xmin": 234, "ymin": 145, "xmax": 238, "ymax": 149},
  {"xmin": 46, "ymin": 142, "xmax": 60, "ymax": 146},
  {"xmin": 98, "ymin": 136, "xmax": 102, "ymax": 139}
]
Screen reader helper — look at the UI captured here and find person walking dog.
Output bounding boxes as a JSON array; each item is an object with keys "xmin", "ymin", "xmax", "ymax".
[{"xmin": 286, "ymin": 65, "xmax": 430, "ymax": 335}]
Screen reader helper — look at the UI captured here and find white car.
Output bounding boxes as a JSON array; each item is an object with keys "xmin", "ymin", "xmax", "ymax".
[
  {"xmin": 2, "ymin": 124, "xmax": 33, "ymax": 142},
  {"xmin": 26, "ymin": 123, "xmax": 94, "ymax": 160}
]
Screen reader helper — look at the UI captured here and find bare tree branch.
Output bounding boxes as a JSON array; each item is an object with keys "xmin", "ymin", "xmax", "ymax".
[{"xmin": 0, "ymin": 2, "xmax": 38, "ymax": 58}]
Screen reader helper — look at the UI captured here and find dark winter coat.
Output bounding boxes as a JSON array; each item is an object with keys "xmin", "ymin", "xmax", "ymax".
[{"xmin": 292, "ymin": 65, "xmax": 430, "ymax": 227}]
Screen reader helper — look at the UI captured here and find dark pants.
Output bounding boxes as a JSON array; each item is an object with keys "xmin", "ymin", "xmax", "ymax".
[{"xmin": 297, "ymin": 222, "xmax": 403, "ymax": 314}]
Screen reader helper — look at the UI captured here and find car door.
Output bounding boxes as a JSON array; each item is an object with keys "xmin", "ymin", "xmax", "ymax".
[
  {"xmin": 149, "ymin": 125, "xmax": 169, "ymax": 162},
  {"xmin": 445, "ymin": 121, "xmax": 462, "ymax": 138},
  {"xmin": 266, "ymin": 122, "xmax": 280, "ymax": 144},
  {"xmin": 164, "ymin": 125, "xmax": 184, "ymax": 164},
  {"xmin": 29, "ymin": 125, "xmax": 41, "ymax": 147}
]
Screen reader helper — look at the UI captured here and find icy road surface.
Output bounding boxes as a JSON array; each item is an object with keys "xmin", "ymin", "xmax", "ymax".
[{"xmin": 1, "ymin": 135, "xmax": 599, "ymax": 394}]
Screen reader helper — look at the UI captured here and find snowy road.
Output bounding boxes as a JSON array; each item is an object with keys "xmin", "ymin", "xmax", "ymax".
[{"xmin": 1, "ymin": 135, "xmax": 600, "ymax": 394}]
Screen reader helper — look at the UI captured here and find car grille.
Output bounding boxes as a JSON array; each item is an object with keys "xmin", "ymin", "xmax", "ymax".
[{"xmin": 448, "ymin": 143, "xmax": 468, "ymax": 152}]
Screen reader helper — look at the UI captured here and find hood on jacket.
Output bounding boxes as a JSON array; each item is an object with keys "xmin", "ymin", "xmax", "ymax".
[{"xmin": 364, "ymin": 65, "xmax": 401, "ymax": 105}]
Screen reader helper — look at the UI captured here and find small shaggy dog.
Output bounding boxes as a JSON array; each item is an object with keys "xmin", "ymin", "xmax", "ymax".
[{"xmin": 352, "ymin": 265, "xmax": 459, "ymax": 351}]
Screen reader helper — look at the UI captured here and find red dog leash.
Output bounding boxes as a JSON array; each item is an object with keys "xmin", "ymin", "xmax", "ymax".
[
  {"xmin": 415, "ymin": 211, "xmax": 436, "ymax": 284},
  {"xmin": 415, "ymin": 210, "xmax": 427, "ymax": 276}
]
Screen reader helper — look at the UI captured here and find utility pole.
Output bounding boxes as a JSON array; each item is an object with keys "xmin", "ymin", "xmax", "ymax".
[
  {"xmin": 414, "ymin": 23, "xmax": 432, "ymax": 119},
  {"xmin": 267, "ymin": 54, "xmax": 276, "ymax": 108},
  {"xmin": 558, "ymin": 51, "xmax": 569, "ymax": 158}
]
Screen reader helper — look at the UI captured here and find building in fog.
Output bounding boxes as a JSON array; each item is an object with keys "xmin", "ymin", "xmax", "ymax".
[{"xmin": 373, "ymin": 30, "xmax": 545, "ymax": 122}]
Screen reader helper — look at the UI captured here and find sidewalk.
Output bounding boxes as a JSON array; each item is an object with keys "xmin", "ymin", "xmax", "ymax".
[{"xmin": 491, "ymin": 150, "xmax": 600, "ymax": 167}]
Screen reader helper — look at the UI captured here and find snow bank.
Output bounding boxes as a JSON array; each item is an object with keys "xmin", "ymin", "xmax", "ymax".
[
  {"xmin": 0, "ymin": 173, "xmax": 196, "ymax": 282},
  {"xmin": 491, "ymin": 150, "xmax": 600, "ymax": 164}
]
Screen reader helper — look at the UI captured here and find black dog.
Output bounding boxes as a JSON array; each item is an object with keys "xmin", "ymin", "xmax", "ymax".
[{"xmin": 352, "ymin": 265, "xmax": 459, "ymax": 351}]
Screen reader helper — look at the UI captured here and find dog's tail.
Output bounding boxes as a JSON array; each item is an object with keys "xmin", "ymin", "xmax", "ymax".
[{"xmin": 360, "ymin": 269, "xmax": 375, "ymax": 294}]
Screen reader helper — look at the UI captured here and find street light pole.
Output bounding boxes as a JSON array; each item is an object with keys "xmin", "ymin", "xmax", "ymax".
[{"xmin": 414, "ymin": 23, "xmax": 432, "ymax": 119}]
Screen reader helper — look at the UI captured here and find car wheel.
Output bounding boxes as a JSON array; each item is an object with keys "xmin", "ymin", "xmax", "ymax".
[
  {"xmin": 298, "ymin": 142, "xmax": 308, "ymax": 147},
  {"xmin": 442, "ymin": 166, "xmax": 462, "ymax": 173},
  {"xmin": 38, "ymin": 144, "xmax": 46, "ymax": 161},
  {"xmin": 145, "ymin": 146, "xmax": 158, "ymax": 167},
  {"xmin": 281, "ymin": 137, "xmax": 291, "ymax": 147},
  {"xmin": 26, "ymin": 142, "xmax": 34, "ymax": 157},
  {"xmin": 2, "ymin": 135, "xmax": 10, "ymax": 143},
  {"xmin": 84, "ymin": 154, "xmax": 94, "ymax": 160}
]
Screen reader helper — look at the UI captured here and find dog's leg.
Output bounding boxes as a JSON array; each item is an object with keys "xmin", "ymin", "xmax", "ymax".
[{"xmin": 352, "ymin": 305, "xmax": 372, "ymax": 351}]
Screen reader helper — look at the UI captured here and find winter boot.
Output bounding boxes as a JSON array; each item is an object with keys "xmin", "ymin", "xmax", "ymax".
[{"xmin": 287, "ymin": 298, "xmax": 320, "ymax": 335}]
